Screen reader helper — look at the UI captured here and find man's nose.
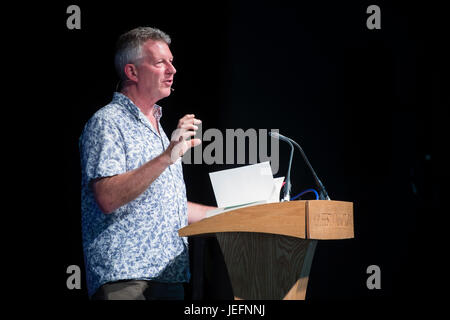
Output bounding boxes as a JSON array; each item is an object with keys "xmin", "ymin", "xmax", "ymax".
[{"xmin": 167, "ymin": 62, "xmax": 176, "ymax": 74}]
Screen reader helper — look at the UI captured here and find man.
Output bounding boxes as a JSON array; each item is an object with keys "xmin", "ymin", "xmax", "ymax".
[{"xmin": 79, "ymin": 27, "xmax": 214, "ymax": 300}]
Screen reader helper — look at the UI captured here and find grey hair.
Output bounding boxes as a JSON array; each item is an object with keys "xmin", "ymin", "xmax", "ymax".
[{"xmin": 114, "ymin": 27, "xmax": 171, "ymax": 82}]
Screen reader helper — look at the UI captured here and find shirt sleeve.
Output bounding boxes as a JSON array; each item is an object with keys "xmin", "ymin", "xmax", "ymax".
[{"xmin": 79, "ymin": 115, "xmax": 127, "ymax": 184}]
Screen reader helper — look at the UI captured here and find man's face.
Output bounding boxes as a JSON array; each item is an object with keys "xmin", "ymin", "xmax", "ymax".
[{"xmin": 134, "ymin": 39, "xmax": 176, "ymax": 102}]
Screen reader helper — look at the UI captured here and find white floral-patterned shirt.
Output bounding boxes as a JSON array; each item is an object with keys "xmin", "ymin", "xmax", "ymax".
[{"xmin": 79, "ymin": 92, "xmax": 189, "ymax": 297}]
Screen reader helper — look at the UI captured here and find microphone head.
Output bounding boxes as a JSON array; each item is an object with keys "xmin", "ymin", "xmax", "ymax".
[
  {"xmin": 269, "ymin": 131, "xmax": 291, "ymax": 143},
  {"xmin": 268, "ymin": 131, "xmax": 280, "ymax": 138}
]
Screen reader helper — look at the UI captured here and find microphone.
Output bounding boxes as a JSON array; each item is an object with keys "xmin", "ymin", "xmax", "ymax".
[
  {"xmin": 269, "ymin": 132, "xmax": 330, "ymax": 200},
  {"xmin": 269, "ymin": 132, "xmax": 294, "ymax": 201}
]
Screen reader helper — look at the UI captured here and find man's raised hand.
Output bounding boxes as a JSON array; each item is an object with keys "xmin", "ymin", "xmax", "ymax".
[{"xmin": 166, "ymin": 114, "xmax": 202, "ymax": 164}]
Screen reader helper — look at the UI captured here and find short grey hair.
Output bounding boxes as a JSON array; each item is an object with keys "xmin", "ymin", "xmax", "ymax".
[{"xmin": 114, "ymin": 27, "xmax": 171, "ymax": 81}]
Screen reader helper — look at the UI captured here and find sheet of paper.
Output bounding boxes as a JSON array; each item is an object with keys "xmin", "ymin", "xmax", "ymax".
[
  {"xmin": 206, "ymin": 200, "xmax": 268, "ymax": 218},
  {"xmin": 268, "ymin": 177, "xmax": 285, "ymax": 203},
  {"xmin": 209, "ymin": 161, "xmax": 275, "ymax": 208}
]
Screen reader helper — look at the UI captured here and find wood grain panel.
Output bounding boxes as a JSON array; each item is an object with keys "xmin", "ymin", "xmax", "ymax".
[
  {"xmin": 283, "ymin": 240, "xmax": 317, "ymax": 299},
  {"xmin": 179, "ymin": 201, "xmax": 307, "ymax": 239},
  {"xmin": 216, "ymin": 232, "xmax": 312, "ymax": 300},
  {"xmin": 307, "ymin": 200, "xmax": 354, "ymax": 239}
]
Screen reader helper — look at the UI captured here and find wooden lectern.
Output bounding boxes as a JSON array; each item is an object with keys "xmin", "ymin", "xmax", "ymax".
[{"xmin": 178, "ymin": 200, "xmax": 354, "ymax": 300}]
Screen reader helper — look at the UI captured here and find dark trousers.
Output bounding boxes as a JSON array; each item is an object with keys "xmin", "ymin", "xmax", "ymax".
[{"xmin": 91, "ymin": 280, "xmax": 185, "ymax": 300}]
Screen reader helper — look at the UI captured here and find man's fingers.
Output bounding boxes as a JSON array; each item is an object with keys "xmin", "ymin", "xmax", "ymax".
[
  {"xmin": 180, "ymin": 123, "xmax": 199, "ymax": 131},
  {"xmin": 178, "ymin": 115, "xmax": 202, "ymax": 128},
  {"xmin": 170, "ymin": 135, "xmax": 201, "ymax": 163},
  {"xmin": 178, "ymin": 114, "xmax": 195, "ymax": 124},
  {"xmin": 181, "ymin": 131, "xmax": 196, "ymax": 140},
  {"xmin": 179, "ymin": 119, "xmax": 201, "ymax": 126},
  {"xmin": 190, "ymin": 138, "xmax": 202, "ymax": 148},
  {"xmin": 183, "ymin": 114, "xmax": 195, "ymax": 119},
  {"xmin": 169, "ymin": 116, "xmax": 203, "ymax": 162}
]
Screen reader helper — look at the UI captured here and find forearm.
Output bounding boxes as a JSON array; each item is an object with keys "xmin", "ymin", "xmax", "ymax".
[
  {"xmin": 187, "ymin": 201, "xmax": 216, "ymax": 224},
  {"xmin": 92, "ymin": 152, "xmax": 172, "ymax": 214},
  {"xmin": 89, "ymin": 114, "xmax": 203, "ymax": 214}
]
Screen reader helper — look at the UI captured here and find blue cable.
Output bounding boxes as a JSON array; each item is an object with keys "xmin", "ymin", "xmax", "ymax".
[{"xmin": 291, "ymin": 188, "xmax": 319, "ymax": 200}]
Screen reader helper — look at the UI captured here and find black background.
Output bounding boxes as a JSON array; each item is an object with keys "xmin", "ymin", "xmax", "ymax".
[{"xmin": 19, "ymin": 0, "xmax": 447, "ymax": 306}]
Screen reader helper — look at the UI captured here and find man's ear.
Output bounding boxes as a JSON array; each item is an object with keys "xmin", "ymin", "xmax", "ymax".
[{"xmin": 123, "ymin": 64, "xmax": 138, "ymax": 82}]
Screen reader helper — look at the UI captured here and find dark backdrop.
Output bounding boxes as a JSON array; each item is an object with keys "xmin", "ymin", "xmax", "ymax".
[{"xmin": 27, "ymin": 0, "xmax": 447, "ymax": 303}]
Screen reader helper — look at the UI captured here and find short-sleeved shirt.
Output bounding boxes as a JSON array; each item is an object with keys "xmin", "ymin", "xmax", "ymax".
[{"xmin": 79, "ymin": 92, "xmax": 189, "ymax": 297}]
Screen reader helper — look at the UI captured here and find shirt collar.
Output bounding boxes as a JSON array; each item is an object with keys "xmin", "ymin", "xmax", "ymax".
[{"xmin": 112, "ymin": 92, "xmax": 163, "ymax": 123}]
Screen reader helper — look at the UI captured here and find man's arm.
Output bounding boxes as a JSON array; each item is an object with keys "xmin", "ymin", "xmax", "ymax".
[
  {"xmin": 92, "ymin": 152, "xmax": 172, "ymax": 214},
  {"xmin": 187, "ymin": 201, "xmax": 216, "ymax": 224},
  {"xmin": 92, "ymin": 114, "xmax": 201, "ymax": 214}
]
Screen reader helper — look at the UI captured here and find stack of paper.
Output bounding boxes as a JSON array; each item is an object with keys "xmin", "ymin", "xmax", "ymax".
[{"xmin": 206, "ymin": 162, "xmax": 284, "ymax": 218}]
